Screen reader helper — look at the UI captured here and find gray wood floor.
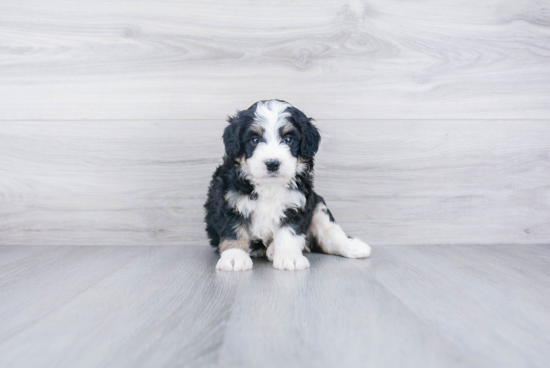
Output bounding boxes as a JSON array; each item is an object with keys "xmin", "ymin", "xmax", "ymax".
[{"xmin": 1, "ymin": 244, "xmax": 549, "ymax": 368}]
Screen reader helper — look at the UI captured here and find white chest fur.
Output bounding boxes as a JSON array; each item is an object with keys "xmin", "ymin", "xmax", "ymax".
[{"xmin": 225, "ymin": 186, "xmax": 306, "ymax": 243}]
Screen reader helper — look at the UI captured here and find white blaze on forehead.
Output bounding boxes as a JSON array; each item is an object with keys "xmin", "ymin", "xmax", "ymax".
[
  {"xmin": 245, "ymin": 100, "xmax": 298, "ymax": 185},
  {"xmin": 253, "ymin": 100, "xmax": 291, "ymax": 144}
]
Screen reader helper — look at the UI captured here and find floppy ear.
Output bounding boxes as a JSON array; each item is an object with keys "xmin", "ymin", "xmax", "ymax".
[
  {"xmin": 223, "ymin": 117, "xmax": 242, "ymax": 159},
  {"xmin": 223, "ymin": 106, "xmax": 257, "ymax": 159},
  {"xmin": 301, "ymin": 120, "xmax": 321, "ymax": 158},
  {"xmin": 288, "ymin": 107, "xmax": 320, "ymax": 158}
]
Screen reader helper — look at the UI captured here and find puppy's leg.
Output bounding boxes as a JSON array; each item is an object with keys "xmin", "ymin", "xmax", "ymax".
[
  {"xmin": 216, "ymin": 227, "xmax": 253, "ymax": 271},
  {"xmin": 310, "ymin": 203, "xmax": 371, "ymax": 258},
  {"xmin": 272, "ymin": 227, "xmax": 310, "ymax": 270}
]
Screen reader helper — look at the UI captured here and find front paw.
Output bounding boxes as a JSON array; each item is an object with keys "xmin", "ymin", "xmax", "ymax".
[
  {"xmin": 272, "ymin": 253, "xmax": 310, "ymax": 271},
  {"xmin": 338, "ymin": 238, "xmax": 371, "ymax": 259},
  {"xmin": 216, "ymin": 249, "xmax": 253, "ymax": 271}
]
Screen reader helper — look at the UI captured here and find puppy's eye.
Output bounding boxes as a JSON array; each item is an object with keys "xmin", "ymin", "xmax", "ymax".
[
  {"xmin": 250, "ymin": 137, "xmax": 260, "ymax": 146},
  {"xmin": 283, "ymin": 136, "xmax": 293, "ymax": 144}
]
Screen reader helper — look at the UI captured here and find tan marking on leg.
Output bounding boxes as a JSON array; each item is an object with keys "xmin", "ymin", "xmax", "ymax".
[{"xmin": 219, "ymin": 226, "xmax": 250, "ymax": 253}]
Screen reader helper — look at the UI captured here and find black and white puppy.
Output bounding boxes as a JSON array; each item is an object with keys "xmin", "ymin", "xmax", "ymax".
[{"xmin": 204, "ymin": 100, "xmax": 371, "ymax": 271}]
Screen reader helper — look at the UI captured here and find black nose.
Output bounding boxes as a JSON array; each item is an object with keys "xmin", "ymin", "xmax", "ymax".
[{"xmin": 265, "ymin": 159, "xmax": 280, "ymax": 172}]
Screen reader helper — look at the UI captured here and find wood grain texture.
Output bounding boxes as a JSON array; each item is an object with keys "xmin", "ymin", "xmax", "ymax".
[
  {"xmin": 373, "ymin": 244, "xmax": 550, "ymax": 368},
  {"xmin": 1, "ymin": 120, "xmax": 549, "ymax": 246},
  {"xmin": 0, "ymin": 245, "xmax": 549, "ymax": 367},
  {"xmin": 219, "ymin": 253, "xmax": 479, "ymax": 368},
  {"xmin": 0, "ymin": 246, "xmax": 242, "ymax": 368},
  {"xmin": 0, "ymin": 0, "xmax": 549, "ymax": 119},
  {"xmin": 0, "ymin": 246, "xmax": 146, "ymax": 343}
]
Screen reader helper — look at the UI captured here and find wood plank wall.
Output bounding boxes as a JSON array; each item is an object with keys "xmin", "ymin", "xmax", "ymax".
[{"xmin": 1, "ymin": 0, "xmax": 549, "ymax": 246}]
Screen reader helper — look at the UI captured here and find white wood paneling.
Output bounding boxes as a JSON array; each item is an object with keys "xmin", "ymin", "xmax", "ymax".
[
  {"xmin": 1, "ymin": 0, "xmax": 549, "ymax": 119},
  {"xmin": 1, "ymin": 0, "xmax": 549, "ymax": 246},
  {"xmin": 1, "ymin": 120, "xmax": 548, "ymax": 246}
]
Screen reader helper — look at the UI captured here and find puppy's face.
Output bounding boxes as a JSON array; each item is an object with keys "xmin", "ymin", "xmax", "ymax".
[{"xmin": 223, "ymin": 100, "xmax": 320, "ymax": 185}]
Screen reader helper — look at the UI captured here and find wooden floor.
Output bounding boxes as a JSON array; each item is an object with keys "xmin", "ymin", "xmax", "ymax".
[{"xmin": 1, "ymin": 244, "xmax": 549, "ymax": 368}]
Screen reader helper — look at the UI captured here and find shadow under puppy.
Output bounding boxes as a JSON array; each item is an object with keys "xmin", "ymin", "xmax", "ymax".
[{"xmin": 205, "ymin": 100, "xmax": 371, "ymax": 271}]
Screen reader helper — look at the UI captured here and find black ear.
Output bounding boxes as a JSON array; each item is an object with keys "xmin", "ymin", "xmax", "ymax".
[
  {"xmin": 223, "ymin": 117, "xmax": 242, "ymax": 159},
  {"xmin": 288, "ymin": 107, "xmax": 320, "ymax": 158},
  {"xmin": 223, "ymin": 106, "xmax": 256, "ymax": 159},
  {"xmin": 301, "ymin": 120, "xmax": 321, "ymax": 158}
]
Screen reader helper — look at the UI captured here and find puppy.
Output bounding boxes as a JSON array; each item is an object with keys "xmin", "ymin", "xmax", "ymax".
[{"xmin": 204, "ymin": 100, "xmax": 371, "ymax": 271}]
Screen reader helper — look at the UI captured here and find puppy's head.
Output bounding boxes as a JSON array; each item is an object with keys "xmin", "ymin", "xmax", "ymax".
[{"xmin": 223, "ymin": 100, "xmax": 320, "ymax": 185}]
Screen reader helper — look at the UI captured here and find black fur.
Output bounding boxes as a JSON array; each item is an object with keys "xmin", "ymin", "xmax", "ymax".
[
  {"xmin": 204, "ymin": 100, "xmax": 333, "ymax": 251},
  {"xmin": 286, "ymin": 106, "xmax": 321, "ymax": 159},
  {"xmin": 204, "ymin": 161, "xmax": 253, "ymax": 246},
  {"xmin": 222, "ymin": 106, "xmax": 256, "ymax": 159}
]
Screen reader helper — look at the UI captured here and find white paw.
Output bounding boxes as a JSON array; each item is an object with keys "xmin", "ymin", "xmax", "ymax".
[
  {"xmin": 338, "ymin": 238, "xmax": 371, "ymax": 259},
  {"xmin": 272, "ymin": 252, "xmax": 310, "ymax": 271},
  {"xmin": 216, "ymin": 249, "xmax": 253, "ymax": 271},
  {"xmin": 266, "ymin": 243, "xmax": 274, "ymax": 262}
]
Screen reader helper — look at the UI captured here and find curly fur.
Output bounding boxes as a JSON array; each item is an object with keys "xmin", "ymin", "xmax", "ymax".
[{"xmin": 204, "ymin": 99, "xmax": 371, "ymax": 271}]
